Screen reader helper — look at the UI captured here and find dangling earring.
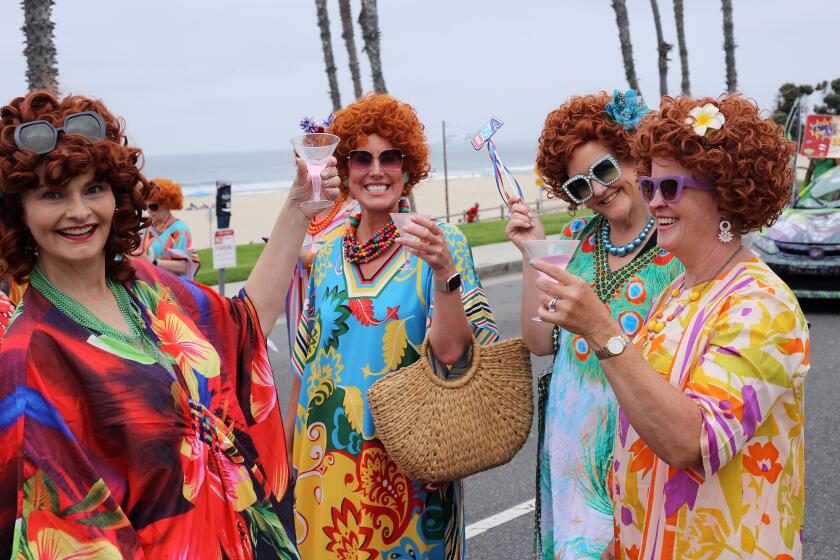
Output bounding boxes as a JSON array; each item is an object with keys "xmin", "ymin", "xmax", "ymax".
[
  {"xmin": 342, "ymin": 178, "xmax": 349, "ymax": 187},
  {"xmin": 718, "ymin": 220, "xmax": 733, "ymax": 243},
  {"xmin": 402, "ymin": 171, "xmax": 410, "ymax": 183}
]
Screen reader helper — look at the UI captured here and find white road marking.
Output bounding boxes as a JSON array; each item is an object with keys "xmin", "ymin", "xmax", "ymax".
[{"xmin": 465, "ymin": 499, "xmax": 536, "ymax": 540}]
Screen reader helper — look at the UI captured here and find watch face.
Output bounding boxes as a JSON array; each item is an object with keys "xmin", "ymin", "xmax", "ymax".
[
  {"xmin": 606, "ymin": 337, "xmax": 624, "ymax": 354},
  {"xmin": 447, "ymin": 273, "xmax": 462, "ymax": 292}
]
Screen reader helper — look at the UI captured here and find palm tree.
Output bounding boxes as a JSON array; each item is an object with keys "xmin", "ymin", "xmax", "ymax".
[
  {"xmin": 610, "ymin": 0, "xmax": 640, "ymax": 93},
  {"xmin": 673, "ymin": 0, "xmax": 690, "ymax": 95},
  {"xmin": 649, "ymin": 0, "xmax": 672, "ymax": 96},
  {"xmin": 21, "ymin": 0, "xmax": 59, "ymax": 93},
  {"xmin": 721, "ymin": 0, "xmax": 737, "ymax": 92},
  {"xmin": 315, "ymin": 0, "xmax": 341, "ymax": 111},
  {"xmin": 339, "ymin": 0, "xmax": 363, "ymax": 99},
  {"xmin": 358, "ymin": 0, "xmax": 387, "ymax": 93}
]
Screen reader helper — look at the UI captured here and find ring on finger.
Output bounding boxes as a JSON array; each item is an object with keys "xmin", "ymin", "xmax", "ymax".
[{"xmin": 546, "ymin": 296, "xmax": 559, "ymax": 313}]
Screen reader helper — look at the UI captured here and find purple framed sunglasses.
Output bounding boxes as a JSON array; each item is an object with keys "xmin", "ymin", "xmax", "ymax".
[{"xmin": 639, "ymin": 175, "xmax": 713, "ymax": 204}]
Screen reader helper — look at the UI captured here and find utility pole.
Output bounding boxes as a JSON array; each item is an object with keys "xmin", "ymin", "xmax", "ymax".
[{"xmin": 442, "ymin": 120, "xmax": 450, "ymax": 221}]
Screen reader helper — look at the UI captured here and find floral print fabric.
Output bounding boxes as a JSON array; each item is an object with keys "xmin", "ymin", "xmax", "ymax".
[
  {"xmin": 291, "ymin": 223, "xmax": 498, "ymax": 559},
  {"xmin": 613, "ymin": 259, "xmax": 808, "ymax": 559},
  {"xmin": 539, "ymin": 216, "xmax": 682, "ymax": 559},
  {"xmin": 0, "ymin": 259, "xmax": 298, "ymax": 559}
]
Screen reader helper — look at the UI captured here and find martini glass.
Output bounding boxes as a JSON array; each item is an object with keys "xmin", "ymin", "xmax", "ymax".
[
  {"xmin": 390, "ymin": 213, "xmax": 430, "ymax": 270},
  {"xmin": 522, "ymin": 239, "xmax": 580, "ymax": 322},
  {"xmin": 291, "ymin": 132, "xmax": 340, "ymax": 213}
]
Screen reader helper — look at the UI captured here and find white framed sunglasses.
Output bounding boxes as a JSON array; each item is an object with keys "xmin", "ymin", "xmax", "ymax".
[{"xmin": 560, "ymin": 153, "xmax": 622, "ymax": 204}]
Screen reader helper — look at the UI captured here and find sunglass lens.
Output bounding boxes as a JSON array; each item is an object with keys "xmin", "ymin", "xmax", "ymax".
[
  {"xmin": 148, "ymin": 203, "xmax": 159, "ymax": 211},
  {"xmin": 660, "ymin": 179, "xmax": 680, "ymax": 202},
  {"xmin": 19, "ymin": 123, "xmax": 56, "ymax": 154},
  {"xmin": 65, "ymin": 114, "xmax": 104, "ymax": 140},
  {"xmin": 639, "ymin": 179, "xmax": 654, "ymax": 202},
  {"xmin": 566, "ymin": 178, "xmax": 592, "ymax": 202},
  {"xmin": 379, "ymin": 149, "xmax": 403, "ymax": 170},
  {"xmin": 593, "ymin": 159, "xmax": 620, "ymax": 184},
  {"xmin": 348, "ymin": 151, "xmax": 373, "ymax": 169}
]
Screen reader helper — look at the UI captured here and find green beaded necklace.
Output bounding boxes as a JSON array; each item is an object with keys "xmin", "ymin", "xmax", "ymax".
[{"xmin": 30, "ymin": 266, "xmax": 175, "ymax": 375}]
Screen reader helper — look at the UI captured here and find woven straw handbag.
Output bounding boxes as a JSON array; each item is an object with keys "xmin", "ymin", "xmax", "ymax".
[{"xmin": 367, "ymin": 335, "xmax": 533, "ymax": 483}]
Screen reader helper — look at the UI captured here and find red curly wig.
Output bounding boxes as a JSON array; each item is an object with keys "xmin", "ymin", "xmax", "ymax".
[
  {"xmin": 329, "ymin": 93, "xmax": 430, "ymax": 194},
  {"xmin": 632, "ymin": 94, "xmax": 795, "ymax": 232},
  {"xmin": 537, "ymin": 92, "xmax": 636, "ymax": 203},
  {"xmin": 150, "ymin": 177, "xmax": 184, "ymax": 211},
  {"xmin": 0, "ymin": 91, "xmax": 151, "ymax": 284}
]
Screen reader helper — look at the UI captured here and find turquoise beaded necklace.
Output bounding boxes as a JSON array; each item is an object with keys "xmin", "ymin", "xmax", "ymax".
[
  {"xmin": 601, "ymin": 215, "xmax": 654, "ymax": 256},
  {"xmin": 29, "ymin": 266, "xmax": 175, "ymax": 375}
]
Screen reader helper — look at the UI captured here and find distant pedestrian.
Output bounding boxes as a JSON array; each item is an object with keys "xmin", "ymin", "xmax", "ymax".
[{"xmin": 140, "ymin": 177, "xmax": 201, "ymax": 279}]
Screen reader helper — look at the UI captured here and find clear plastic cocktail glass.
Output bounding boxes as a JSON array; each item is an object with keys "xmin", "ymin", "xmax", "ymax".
[
  {"xmin": 522, "ymin": 239, "xmax": 580, "ymax": 321},
  {"xmin": 290, "ymin": 133, "xmax": 340, "ymax": 213},
  {"xmin": 390, "ymin": 212, "xmax": 430, "ymax": 270}
]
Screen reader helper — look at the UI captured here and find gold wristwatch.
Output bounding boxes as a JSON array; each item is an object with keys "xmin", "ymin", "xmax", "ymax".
[{"xmin": 594, "ymin": 334, "xmax": 632, "ymax": 360}]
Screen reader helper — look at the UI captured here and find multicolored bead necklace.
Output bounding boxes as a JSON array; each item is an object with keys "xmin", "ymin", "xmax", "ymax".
[
  {"xmin": 602, "ymin": 216, "xmax": 654, "ymax": 256},
  {"xmin": 638, "ymin": 246, "xmax": 743, "ymax": 350},
  {"xmin": 343, "ymin": 198, "xmax": 410, "ymax": 264}
]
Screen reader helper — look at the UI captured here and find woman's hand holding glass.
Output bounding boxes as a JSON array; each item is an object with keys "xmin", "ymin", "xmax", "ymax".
[
  {"xmin": 395, "ymin": 216, "xmax": 457, "ymax": 277},
  {"xmin": 288, "ymin": 155, "xmax": 341, "ymax": 219},
  {"xmin": 505, "ymin": 196, "xmax": 546, "ymax": 252},
  {"xmin": 531, "ymin": 258, "xmax": 616, "ymax": 341}
]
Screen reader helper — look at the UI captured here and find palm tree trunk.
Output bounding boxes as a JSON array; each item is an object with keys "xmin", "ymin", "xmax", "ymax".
[
  {"xmin": 358, "ymin": 0, "xmax": 387, "ymax": 93},
  {"xmin": 315, "ymin": 0, "xmax": 341, "ymax": 111},
  {"xmin": 21, "ymin": 0, "xmax": 59, "ymax": 93},
  {"xmin": 339, "ymin": 0, "xmax": 363, "ymax": 99},
  {"xmin": 649, "ymin": 0, "xmax": 672, "ymax": 97},
  {"xmin": 610, "ymin": 0, "xmax": 640, "ymax": 93},
  {"xmin": 673, "ymin": 0, "xmax": 690, "ymax": 95},
  {"xmin": 721, "ymin": 0, "xmax": 737, "ymax": 92}
]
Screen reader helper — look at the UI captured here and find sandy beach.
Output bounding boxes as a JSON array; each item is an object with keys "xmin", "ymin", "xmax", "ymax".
[{"xmin": 179, "ymin": 171, "xmax": 562, "ymax": 250}]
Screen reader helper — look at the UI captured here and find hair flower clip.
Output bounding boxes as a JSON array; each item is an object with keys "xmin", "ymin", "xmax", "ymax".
[
  {"xmin": 605, "ymin": 89, "xmax": 650, "ymax": 130},
  {"xmin": 684, "ymin": 103, "xmax": 725, "ymax": 137},
  {"xmin": 299, "ymin": 114, "xmax": 335, "ymax": 133}
]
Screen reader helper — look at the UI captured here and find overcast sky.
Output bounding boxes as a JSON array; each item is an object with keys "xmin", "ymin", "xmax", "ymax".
[{"xmin": 1, "ymin": 1, "xmax": 837, "ymax": 156}]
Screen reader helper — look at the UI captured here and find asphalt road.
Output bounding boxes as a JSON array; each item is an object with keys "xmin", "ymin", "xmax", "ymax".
[{"xmin": 267, "ymin": 274, "xmax": 840, "ymax": 560}]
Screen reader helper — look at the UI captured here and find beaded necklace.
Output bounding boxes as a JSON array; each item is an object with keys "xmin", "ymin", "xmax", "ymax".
[
  {"xmin": 308, "ymin": 193, "xmax": 348, "ymax": 236},
  {"xmin": 593, "ymin": 216, "xmax": 662, "ymax": 303},
  {"xmin": 30, "ymin": 266, "xmax": 175, "ymax": 374},
  {"xmin": 343, "ymin": 198, "xmax": 410, "ymax": 264},
  {"xmin": 602, "ymin": 216, "xmax": 654, "ymax": 256},
  {"xmin": 638, "ymin": 246, "xmax": 743, "ymax": 350}
]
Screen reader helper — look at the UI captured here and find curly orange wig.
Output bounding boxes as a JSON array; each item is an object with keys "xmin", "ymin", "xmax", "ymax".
[
  {"xmin": 0, "ymin": 91, "xmax": 151, "ymax": 284},
  {"xmin": 632, "ymin": 94, "xmax": 795, "ymax": 233},
  {"xmin": 150, "ymin": 177, "xmax": 184, "ymax": 211},
  {"xmin": 329, "ymin": 93, "xmax": 430, "ymax": 194},
  {"xmin": 537, "ymin": 92, "xmax": 636, "ymax": 203}
]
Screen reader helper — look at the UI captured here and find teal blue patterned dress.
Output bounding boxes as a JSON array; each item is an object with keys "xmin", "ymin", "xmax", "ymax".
[
  {"xmin": 537, "ymin": 215, "xmax": 682, "ymax": 559},
  {"xmin": 291, "ymin": 223, "xmax": 498, "ymax": 560}
]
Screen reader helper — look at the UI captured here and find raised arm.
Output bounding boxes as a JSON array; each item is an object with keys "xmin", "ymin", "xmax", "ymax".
[{"xmin": 245, "ymin": 157, "xmax": 340, "ymax": 337}]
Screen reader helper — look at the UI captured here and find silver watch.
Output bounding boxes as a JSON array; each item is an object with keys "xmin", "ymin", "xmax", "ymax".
[
  {"xmin": 433, "ymin": 272, "xmax": 462, "ymax": 293},
  {"xmin": 594, "ymin": 334, "xmax": 631, "ymax": 360}
]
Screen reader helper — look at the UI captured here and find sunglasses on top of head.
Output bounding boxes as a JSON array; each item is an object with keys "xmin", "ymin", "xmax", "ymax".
[
  {"xmin": 638, "ymin": 175, "xmax": 713, "ymax": 204},
  {"xmin": 347, "ymin": 148, "xmax": 405, "ymax": 172},
  {"xmin": 13, "ymin": 111, "xmax": 107, "ymax": 155},
  {"xmin": 560, "ymin": 154, "xmax": 622, "ymax": 204}
]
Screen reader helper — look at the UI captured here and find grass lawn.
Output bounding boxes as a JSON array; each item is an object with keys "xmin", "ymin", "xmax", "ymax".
[{"xmin": 195, "ymin": 210, "xmax": 586, "ymax": 286}]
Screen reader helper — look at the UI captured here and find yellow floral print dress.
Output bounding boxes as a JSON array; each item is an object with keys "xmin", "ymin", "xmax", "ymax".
[{"xmin": 613, "ymin": 259, "xmax": 808, "ymax": 559}]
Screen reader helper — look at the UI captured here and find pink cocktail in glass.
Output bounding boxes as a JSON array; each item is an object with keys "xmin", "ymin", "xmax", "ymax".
[
  {"xmin": 291, "ymin": 133, "xmax": 340, "ymax": 213},
  {"xmin": 522, "ymin": 239, "xmax": 580, "ymax": 321}
]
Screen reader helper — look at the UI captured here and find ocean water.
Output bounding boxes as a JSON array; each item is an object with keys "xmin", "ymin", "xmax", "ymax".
[{"xmin": 142, "ymin": 138, "xmax": 539, "ymax": 198}]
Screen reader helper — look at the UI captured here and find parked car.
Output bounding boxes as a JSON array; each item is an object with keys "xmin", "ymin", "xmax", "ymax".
[{"xmin": 752, "ymin": 165, "xmax": 840, "ymax": 299}]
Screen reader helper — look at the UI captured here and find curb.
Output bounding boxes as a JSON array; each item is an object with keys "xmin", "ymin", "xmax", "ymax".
[{"xmin": 475, "ymin": 259, "xmax": 522, "ymax": 280}]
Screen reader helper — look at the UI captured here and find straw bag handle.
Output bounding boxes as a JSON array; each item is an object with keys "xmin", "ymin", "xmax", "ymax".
[{"xmin": 417, "ymin": 334, "xmax": 482, "ymax": 388}]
